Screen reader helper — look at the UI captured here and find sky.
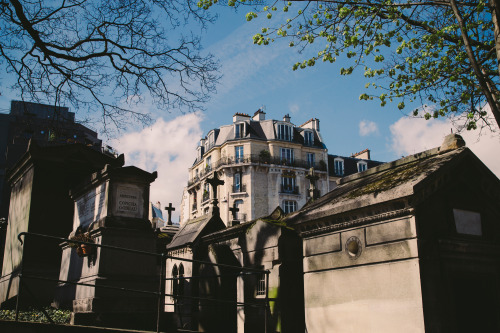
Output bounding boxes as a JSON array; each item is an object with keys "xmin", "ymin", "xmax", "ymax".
[{"xmin": 1, "ymin": 5, "xmax": 499, "ymax": 222}]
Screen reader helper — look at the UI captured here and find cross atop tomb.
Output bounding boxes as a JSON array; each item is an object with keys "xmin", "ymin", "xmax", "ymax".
[
  {"xmin": 206, "ymin": 172, "xmax": 224, "ymax": 214},
  {"xmin": 229, "ymin": 202, "xmax": 240, "ymax": 222},
  {"xmin": 164, "ymin": 203, "xmax": 175, "ymax": 225},
  {"xmin": 206, "ymin": 171, "xmax": 224, "ymax": 199},
  {"xmin": 306, "ymin": 167, "xmax": 320, "ymax": 200}
]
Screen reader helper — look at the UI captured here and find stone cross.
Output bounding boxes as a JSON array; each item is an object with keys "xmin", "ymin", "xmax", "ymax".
[
  {"xmin": 164, "ymin": 203, "xmax": 175, "ymax": 225},
  {"xmin": 306, "ymin": 167, "xmax": 320, "ymax": 200},
  {"xmin": 206, "ymin": 171, "xmax": 224, "ymax": 200},
  {"xmin": 229, "ymin": 202, "xmax": 240, "ymax": 221}
]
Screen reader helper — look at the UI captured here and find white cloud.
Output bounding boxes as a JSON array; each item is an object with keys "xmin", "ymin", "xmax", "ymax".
[
  {"xmin": 359, "ymin": 120, "xmax": 379, "ymax": 136},
  {"xmin": 111, "ymin": 113, "xmax": 203, "ymax": 222},
  {"xmin": 289, "ymin": 103, "xmax": 300, "ymax": 115},
  {"xmin": 390, "ymin": 116, "xmax": 500, "ymax": 177}
]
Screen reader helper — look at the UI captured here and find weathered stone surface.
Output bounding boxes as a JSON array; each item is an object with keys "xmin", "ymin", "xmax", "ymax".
[
  {"xmin": 304, "ymin": 238, "xmax": 418, "ymax": 272},
  {"xmin": 365, "ymin": 217, "xmax": 416, "ymax": 245},
  {"xmin": 304, "ymin": 259, "xmax": 425, "ymax": 332},
  {"xmin": 304, "ymin": 233, "xmax": 341, "ymax": 256}
]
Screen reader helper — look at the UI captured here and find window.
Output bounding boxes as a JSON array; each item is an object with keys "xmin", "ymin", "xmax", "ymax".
[
  {"xmin": 232, "ymin": 199, "xmax": 245, "ymax": 222},
  {"xmin": 178, "ymin": 264, "xmax": 185, "ymax": 297},
  {"xmin": 203, "ymin": 183, "xmax": 210, "ymax": 202},
  {"xmin": 280, "ymin": 148, "xmax": 294, "ymax": 164},
  {"xmin": 277, "ymin": 124, "xmax": 293, "ymax": 141},
  {"xmin": 195, "ymin": 169, "xmax": 199, "ymax": 179},
  {"xmin": 205, "ymin": 132, "xmax": 215, "ymax": 151},
  {"xmin": 172, "ymin": 265, "xmax": 178, "ymax": 298},
  {"xmin": 233, "ymin": 172, "xmax": 241, "ymax": 192},
  {"xmin": 307, "ymin": 153, "xmax": 315, "ymax": 168},
  {"xmin": 192, "ymin": 191, "xmax": 197, "ymax": 211},
  {"xmin": 205, "ymin": 156, "xmax": 212, "ymax": 171},
  {"xmin": 256, "ymin": 271, "xmax": 266, "ymax": 296},
  {"xmin": 334, "ymin": 158, "xmax": 344, "ymax": 176},
  {"xmin": 235, "ymin": 123, "xmax": 245, "ymax": 138},
  {"xmin": 235, "ymin": 146, "xmax": 244, "ymax": 163},
  {"xmin": 283, "ymin": 200, "xmax": 297, "ymax": 214},
  {"xmin": 304, "ymin": 131, "xmax": 314, "ymax": 146},
  {"xmin": 357, "ymin": 161, "xmax": 367, "ymax": 172},
  {"xmin": 281, "ymin": 172, "xmax": 297, "ymax": 194}
]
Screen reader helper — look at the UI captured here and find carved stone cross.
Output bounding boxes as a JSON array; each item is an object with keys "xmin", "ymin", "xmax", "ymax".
[
  {"xmin": 306, "ymin": 167, "xmax": 320, "ymax": 200},
  {"xmin": 206, "ymin": 171, "xmax": 224, "ymax": 199},
  {"xmin": 229, "ymin": 202, "xmax": 240, "ymax": 221},
  {"xmin": 164, "ymin": 203, "xmax": 175, "ymax": 225}
]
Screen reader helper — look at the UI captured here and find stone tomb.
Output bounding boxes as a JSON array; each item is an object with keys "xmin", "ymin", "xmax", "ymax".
[{"xmin": 54, "ymin": 164, "xmax": 159, "ymax": 329}]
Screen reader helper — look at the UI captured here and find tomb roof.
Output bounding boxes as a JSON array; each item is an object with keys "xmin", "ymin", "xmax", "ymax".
[
  {"xmin": 286, "ymin": 134, "xmax": 491, "ymax": 226},
  {"xmin": 167, "ymin": 213, "xmax": 224, "ymax": 250}
]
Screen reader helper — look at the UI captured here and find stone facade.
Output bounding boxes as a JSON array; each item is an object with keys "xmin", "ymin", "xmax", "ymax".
[{"xmin": 182, "ymin": 111, "xmax": 329, "ymax": 226}]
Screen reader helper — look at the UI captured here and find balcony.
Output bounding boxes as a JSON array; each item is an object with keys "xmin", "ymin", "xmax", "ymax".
[
  {"xmin": 187, "ymin": 154, "xmax": 327, "ymax": 188},
  {"xmin": 232, "ymin": 183, "xmax": 246, "ymax": 193},
  {"xmin": 280, "ymin": 185, "xmax": 299, "ymax": 195}
]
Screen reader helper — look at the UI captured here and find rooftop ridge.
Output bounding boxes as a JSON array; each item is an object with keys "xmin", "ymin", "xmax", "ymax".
[
  {"xmin": 233, "ymin": 112, "xmax": 250, "ymax": 117},
  {"xmin": 338, "ymin": 133, "xmax": 467, "ymax": 186},
  {"xmin": 299, "ymin": 118, "xmax": 316, "ymax": 127},
  {"xmin": 351, "ymin": 148, "xmax": 369, "ymax": 158}
]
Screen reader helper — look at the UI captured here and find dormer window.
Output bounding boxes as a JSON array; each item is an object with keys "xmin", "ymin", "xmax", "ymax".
[
  {"xmin": 205, "ymin": 131, "xmax": 215, "ymax": 151},
  {"xmin": 334, "ymin": 158, "xmax": 344, "ymax": 176},
  {"xmin": 235, "ymin": 123, "xmax": 245, "ymax": 139},
  {"xmin": 197, "ymin": 145, "xmax": 204, "ymax": 160},
  {"xmin": 357, "ymin": 161, "xmax": 367, "ymax": 172},
  {"xmin": 277, "ymin": 123, "xmax": 293, "ymax": 141},
  {"xmin": 304, "ymin": 131, "xmax": 314, "ymax": 146}
]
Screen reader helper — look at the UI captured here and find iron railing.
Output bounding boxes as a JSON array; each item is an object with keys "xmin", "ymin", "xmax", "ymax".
[
  {"xmin": 7, "ymin": 232, "xmax": 271, "ymax": 333},
  {"xmin": 280, "ymin": 185, "xmax": 299, "ymax": 194},
  {"xmin": 232, "ymin": 183, "xmax": 246, "ymax": 193},
  {"xmin": 188, "ymin": 154, "xmax": 327, "ymax": 187}
]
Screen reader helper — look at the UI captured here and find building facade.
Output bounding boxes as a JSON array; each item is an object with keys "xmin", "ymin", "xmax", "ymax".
[{"xmin": 181, "ymin": 111, "xmax": 329, "ymax": 226}]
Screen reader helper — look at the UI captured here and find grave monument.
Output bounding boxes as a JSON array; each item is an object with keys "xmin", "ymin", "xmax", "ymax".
[{"xmin": 54, "ymin": 163, "xmax": 159, "ymax": 329}]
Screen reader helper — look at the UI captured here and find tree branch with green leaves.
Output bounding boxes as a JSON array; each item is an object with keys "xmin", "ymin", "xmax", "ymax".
[{"xmin": 203, "ymin": 0, "xmax": 500, "ymax": 132}]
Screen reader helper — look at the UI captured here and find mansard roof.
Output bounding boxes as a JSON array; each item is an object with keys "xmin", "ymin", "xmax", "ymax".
[
  {"xmin": 328, "ymin": 154, "xmax": 384, "ymax": 177},
  {"xmin": 214, "ymin": 119, "xmax": 325, "ymax": 147}
]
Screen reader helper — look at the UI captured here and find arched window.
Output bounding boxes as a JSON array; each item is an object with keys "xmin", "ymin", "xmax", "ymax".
[
  {"xmin": 172, "ymin": 265, "xmax": 178, "ymax": 297},
  {"xmin": 178, "ymin": 264, "xmax": 185, "ymax": 297}
]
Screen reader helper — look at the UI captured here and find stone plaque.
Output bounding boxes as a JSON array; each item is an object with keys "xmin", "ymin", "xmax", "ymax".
[
  {"xmin": 74, "ymin": 182, "xmax": 108, "ymax": 228},
  {"xmin": 115, "ymin": 185, "xmax": 143, "ymax": 218}
]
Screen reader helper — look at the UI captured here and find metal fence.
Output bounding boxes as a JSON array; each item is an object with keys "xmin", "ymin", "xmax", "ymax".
[{"xmin": 8, "ymin": 232, "xmax": 271, "ymax": 333}]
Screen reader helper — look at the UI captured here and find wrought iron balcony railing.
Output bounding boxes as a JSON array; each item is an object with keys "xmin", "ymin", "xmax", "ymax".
[
  {"xmin": 232, "ymin": 183, "xmax": 246, "ymax": 193},
  {"xmin": 188, "ymin": 154, "xmax": 327, "ymax": 187},
  {"xmin": 280, "ymin": 185, "xmax": 299, "ymax": 195}
]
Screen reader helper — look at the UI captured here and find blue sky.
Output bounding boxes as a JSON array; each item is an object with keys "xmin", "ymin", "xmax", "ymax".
[
  {"xmin": 111, "ymin": 6, "xmax": 500, "ymax": 221},
  {"xmin": 1, "ymin": 5, "xmax": 499, "ymax": 222}
]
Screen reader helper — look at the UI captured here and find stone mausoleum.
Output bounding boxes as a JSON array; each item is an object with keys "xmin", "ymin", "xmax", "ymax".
[{"xmin": 165, "ymin": 134, "xmax": 500, "ymax": 333}]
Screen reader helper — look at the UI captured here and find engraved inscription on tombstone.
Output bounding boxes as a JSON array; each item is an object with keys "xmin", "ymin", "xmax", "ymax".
[
  {"xmin": 74, "ymin": 183, "xmax": 107, "ymax": 229},
  {"xmin": 115, "ymin": 185, "xmax": 143, "ymax": 218}
]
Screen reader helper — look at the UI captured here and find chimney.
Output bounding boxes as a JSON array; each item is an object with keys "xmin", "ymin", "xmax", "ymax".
[
  {"xmin": 440, "ymin": 133, "xmax": 466, "ymax": 152},
  {"xmin": 283, "ymin": 114, "xmax": 291, "ymax": 122},
  {"xmin": 233, "ymin": 113, "xmax": 250, "ymax": 123},
  {"xmin": 314, "ymin": 118, "xmax": 320, "ymax": 132},
  {"xmin": 253, "ymin": 109, "xmax": 266, "ymax": 121}
]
